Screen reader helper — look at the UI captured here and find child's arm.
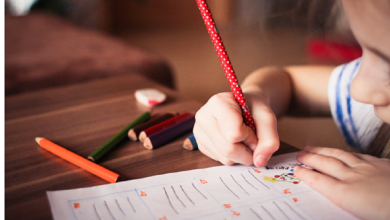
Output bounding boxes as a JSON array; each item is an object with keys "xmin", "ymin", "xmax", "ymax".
[
  {"xmin": 242, "ymin": 65, "xmax": 334, "ymax": 117},
  {"xmin": 194, "ymin": 65, "xmax": 335, "ymax": 167}
]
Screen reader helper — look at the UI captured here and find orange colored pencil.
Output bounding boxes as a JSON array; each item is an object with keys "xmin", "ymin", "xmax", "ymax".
[{"xmin": 35, "ymin": 137, "xmax": 119, "ymax": 183}]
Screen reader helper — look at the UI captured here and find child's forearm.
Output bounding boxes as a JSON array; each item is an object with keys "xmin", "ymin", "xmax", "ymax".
[
  {"xmin": 242, "ymin": 65, "xmax": 335, "ymax": 117},
  {"xmin": 242, "ymin": 66, "xmax": 292, "ymax": 118}
]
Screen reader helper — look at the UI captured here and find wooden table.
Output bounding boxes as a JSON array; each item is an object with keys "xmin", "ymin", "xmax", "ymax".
[{"xmin": 5, "ymin": 74, "xmax": 298, "ymax": 219}]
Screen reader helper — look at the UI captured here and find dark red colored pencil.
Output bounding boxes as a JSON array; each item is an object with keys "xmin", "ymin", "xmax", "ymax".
[
  {"xmin": 139, "ymin": 112, "xmax": 192, "ymax": 142},
  {"xmin": 143, "ymin": 116, "xmax": 196, "ymax": 150},
  {"xmin": 128, "ymin": 113, "xmax": 175, "ymax": 141}
]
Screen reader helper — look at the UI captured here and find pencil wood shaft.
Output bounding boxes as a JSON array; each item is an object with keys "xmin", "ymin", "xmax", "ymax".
[
  {"xmin": 196, "ymin": 0, "xmax": 256, "ymax": 131},
  {"xmin": 88, "ymin": 111, "xmax": 150, "ymax": 162},
  {"xmin": 35, "ymin": 137, "xmax": 119, "ymax": 183},
  {"xmin": 139, "ymin": 112, "xmax": 192, "ymax": 142},
  {"xmin": 128, "ymin": 113, "xmax": 175, "ymax": 141},
  {"xmin": 144, "ymin": 116, "xmax": 195, "ymax": 150}
]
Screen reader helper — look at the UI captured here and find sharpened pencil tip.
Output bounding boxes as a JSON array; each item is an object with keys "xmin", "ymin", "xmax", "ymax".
[
  {"xmin": 35, "ymin": 137, "xmax": 43, "ymax": 144},
  {"xmin": 143, "ymin": 138, "xmax": 153, "ymax": 150},
  {"xmin": 88, "ymin": 156, "xmax": 95, "ymax": 162},
  {"xmin": 183, "ymin": 138, "xmax": 192, "ymax": 151}
]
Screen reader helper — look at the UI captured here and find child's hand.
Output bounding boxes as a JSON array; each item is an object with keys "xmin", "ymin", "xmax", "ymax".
[
  {"xmin": 294, "ymin": 147, "xmax": 390, "ymax": 220},
  {"xmin": 193, "ymin": 92, "xmax": 279, "ymax": 167}
]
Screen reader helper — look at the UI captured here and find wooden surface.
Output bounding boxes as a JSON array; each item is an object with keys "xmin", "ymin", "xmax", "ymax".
[{"xmin": 5, "ymin": 74, "xmax": 298, "ymax": 219}]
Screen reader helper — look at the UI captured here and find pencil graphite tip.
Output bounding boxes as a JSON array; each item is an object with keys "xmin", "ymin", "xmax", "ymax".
[{"xmin": 35, "ymin": 137, "xmax": 43, "ymax": 144}]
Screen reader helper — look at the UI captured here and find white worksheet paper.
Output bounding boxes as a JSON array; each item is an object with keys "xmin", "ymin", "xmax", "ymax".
[{"xmin": 47, "ymin": 152, "xmax": 357, "ymax": 220}]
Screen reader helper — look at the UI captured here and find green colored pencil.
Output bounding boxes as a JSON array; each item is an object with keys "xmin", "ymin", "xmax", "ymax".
[{"xmin": 88, "ymin": 111, "xmax": 150, "ymax": 162}]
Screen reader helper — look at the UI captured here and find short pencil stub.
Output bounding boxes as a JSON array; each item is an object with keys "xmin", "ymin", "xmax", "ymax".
[
  {"xmin": 139, "ymin": 132, "xmax": 147, "ymax": 143},
  {"xmin": 183, "ymin": 138, "xmax": 194, "ymax": 151},
  {"xmin": 143, "ymin": 138, "xmax": 153, "ymax": 150},
  {"xmin": 128, "ymin": 129, "xmax": 137, "ymax": 141},
  {"xmin": 87, "ymin": 156, "xmax": 95, "ymax": 162}
]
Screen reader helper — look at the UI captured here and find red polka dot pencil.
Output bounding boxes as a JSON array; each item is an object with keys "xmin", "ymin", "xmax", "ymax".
[{"xmin": 196, "ymin": 0, "xmax": 256, "ymax": 132}]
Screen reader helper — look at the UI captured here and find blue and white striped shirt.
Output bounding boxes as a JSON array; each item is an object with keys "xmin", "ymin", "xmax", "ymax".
[{"xmin": 328, "ymin": 58, "xmax": 384, "ymax": 152}]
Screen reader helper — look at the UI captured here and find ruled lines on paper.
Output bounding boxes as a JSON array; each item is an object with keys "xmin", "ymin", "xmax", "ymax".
[
  {"xmin": 49, "ymin": 153, "xmax": 358, "ymax": 220},
  {"xmin": 68, "ymin": 168, "xmax": 312, "ymax": 220}
]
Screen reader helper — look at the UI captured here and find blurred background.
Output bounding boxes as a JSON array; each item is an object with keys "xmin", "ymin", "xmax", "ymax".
[{"xmin": 5, "ymin": 0, "xmax": 362, "ymax": 150}]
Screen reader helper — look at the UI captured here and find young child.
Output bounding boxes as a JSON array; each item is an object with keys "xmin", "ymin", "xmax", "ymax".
[{"xmin": 193, "ymin": 0, "xmax": 390, "ymax": 219}]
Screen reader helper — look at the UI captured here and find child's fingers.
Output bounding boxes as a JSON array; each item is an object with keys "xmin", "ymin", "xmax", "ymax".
[
  {"xmin": 194, "ymin": 127, "xmax": 234, "ymax": 165},
  {"xmin": 193, "ymin": 121, "xmax": 252, "ymax": 166},
  {"xmin": 203, "ymin": 116, "xmax": 254, "ymax": 166},
  {"xmin": 351, "ymin": 152, "xmax": 380, "ymax": 162},
  {"xmin": 197, "ymin": 144, "xmax": 217, "ymax": 161},
  {"xmin": 195, "ymin": 95, "xmax": 255, "ymax": 166},
  {"xmin": 240, "ymin": 125, "xmax": 258, "ymax": 151},
  {"xmin": 193, "ymin": 125, "xmax": 217, "ymax": 160},
  {"xmin": 293, "ymin": 166, "xmax": 345, "ymax": 207},
  {"xmin": 297, "ymin": 151, "xmax": 351, "ymax": 180},
  {"xmin": 209, "ymin": 93, "xmax": 257, "ymax": 146},
  {"xmin": 213, "ymin": 102, "xmax": 258, "ymax": 154},
  {"xmin": 198, "ymin": 143, "xmax": 234, "ymax": 166},
  {"xmin": 303, "ymin": 146, "xmax": 361, "ymax": 167},
  {"xmin": 252, "ymin": 106, "xmax": 279, "ymax": 167}
]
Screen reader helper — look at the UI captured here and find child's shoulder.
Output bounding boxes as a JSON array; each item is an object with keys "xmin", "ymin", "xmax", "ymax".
[{"xmin": 329, "ymin": 58, "xmax": 361, "ymax": 87}]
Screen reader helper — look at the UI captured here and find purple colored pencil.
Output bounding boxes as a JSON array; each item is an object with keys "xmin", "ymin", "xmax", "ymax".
[{"xmin": 143, "ymin": 116, "xmax": 195, "ymax": 150}]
